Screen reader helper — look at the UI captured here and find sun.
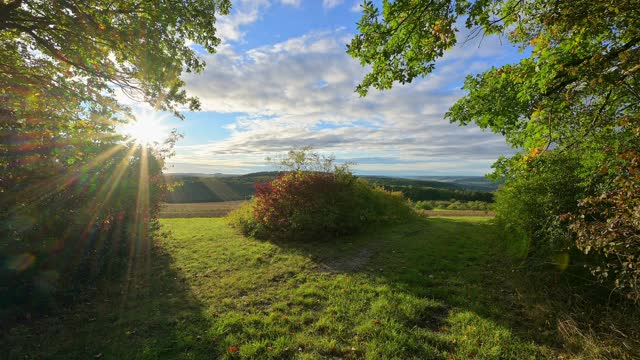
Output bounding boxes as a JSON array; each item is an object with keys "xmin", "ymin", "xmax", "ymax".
[{"xmin": 120, "ymin": 110, "xmax": 173, "ymax": 147}]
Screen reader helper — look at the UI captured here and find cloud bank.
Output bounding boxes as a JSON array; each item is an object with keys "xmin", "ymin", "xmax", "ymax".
[{"xmin": 174, "ymin": 22, "xmax": 518, "ymax": 175}]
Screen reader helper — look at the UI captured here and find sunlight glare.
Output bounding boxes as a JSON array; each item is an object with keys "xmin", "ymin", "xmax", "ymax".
[{"xmin": 120, "ymin": 110, "xmax": 172, "ymax": 147}]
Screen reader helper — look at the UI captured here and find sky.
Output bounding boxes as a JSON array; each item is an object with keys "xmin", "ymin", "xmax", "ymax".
[{"xmin": 151, "ymin": 0, "xmax": 527, "ymax": 176}]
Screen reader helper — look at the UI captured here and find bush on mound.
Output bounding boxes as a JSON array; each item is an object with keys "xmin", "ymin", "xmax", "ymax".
[{"xmin": 228, "ymin": 148, "xmax": 413, "ymax": 240}]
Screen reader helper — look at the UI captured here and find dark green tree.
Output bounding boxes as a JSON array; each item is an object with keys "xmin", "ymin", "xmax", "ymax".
[
  {"xmin": 348, "ymin": 0, "xmax": 640, "ymax": 299},
  {"xmin": 1, "ymin": 0, "xmax": 231, "ymax": 313}
]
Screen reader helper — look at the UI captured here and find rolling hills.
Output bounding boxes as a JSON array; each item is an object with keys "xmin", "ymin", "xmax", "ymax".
[{"xmin": 164, "ymin": 172, "xmax": 496, "ymax": 203}]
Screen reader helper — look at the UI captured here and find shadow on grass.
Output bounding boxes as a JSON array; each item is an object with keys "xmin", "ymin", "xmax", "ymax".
[
  {"xmin": 267, "ymin": 216, "xmax": 639, "ymax": 358},
  {"xmin": 1, "ymin": 232, "xmax": 216, "ymax": 360},
  {"xmin": 5, "ymin": 217, "xmax": 637, "ymax": 359}
]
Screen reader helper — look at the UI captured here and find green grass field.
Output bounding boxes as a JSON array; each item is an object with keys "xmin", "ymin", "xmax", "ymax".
[
  {"xmin": 421, "ymin": 209, "xmax": 495, "ymax": 217},
  {"xmin": 159, "ymin": 201, "xmax": 246, "ymax": 218},
  {"xmin": 158, "ymin": 201, "xmax": 496, "ymax": 219},
  {"xmin": 3, "ymin": 217, "xmax": 637, "ymax": 359}
]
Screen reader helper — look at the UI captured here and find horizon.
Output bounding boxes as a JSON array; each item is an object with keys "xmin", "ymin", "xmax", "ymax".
[{"xmin": 163, "ymin": 169, "xmax": 493, "ymax": 178}]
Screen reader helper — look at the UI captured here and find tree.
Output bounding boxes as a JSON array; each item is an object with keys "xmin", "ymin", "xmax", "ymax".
[
  {"xmin": 1, "ymin": 0, "xmax": 231, "ymax": 312},
  {"xmin": 348, "ymin": 0, "xmax": 638, "ymax": 153},
  {"xmin": 267, "ymin": 145, "xmax": 353, "ymax": 174},
  {"xmin": 1, "ymin": 0, "xmax": 231, "ymax": 200},
  {"xmin": 348, "ymin": 0, "xmax": 640, "ymax": 298}
]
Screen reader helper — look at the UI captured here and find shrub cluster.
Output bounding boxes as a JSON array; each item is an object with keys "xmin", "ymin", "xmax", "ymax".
[
  {"xmin": 493, "ymin": 143, "xmax": 640, "ymax": 301},
  {"xmin": 567, "ymin": 148, "xmax": 640, "ymax": 302},
  {"xmin": 493, "ymin": 151, "xmax": 583, "ymax": 263},
  {"xmin": 381, "ymin": 185, "xmax": 494, "ymax": 202},
  {"xmin": 1, "ymin": 145, "xmax": 167, "ymax": 315},
  {"xmin": 228, "ymin": 170, "xmax": 413, "ymax": 241}
]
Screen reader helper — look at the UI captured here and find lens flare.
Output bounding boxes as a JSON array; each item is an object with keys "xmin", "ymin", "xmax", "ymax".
[{"xmin": 120, "ymin": 110, "xmax": 172, "ymax": 147}]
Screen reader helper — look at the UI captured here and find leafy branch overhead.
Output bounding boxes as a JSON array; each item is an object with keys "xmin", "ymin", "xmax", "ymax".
[
  {"xmin": 1, "ymin": 0, "xmax": 232, "ymax": 206},
  {"xmin": 348, "ymin": 0, "xmax": 639, "ymax": 153},
  {"xmin": 1, "ymin": 0, "xmax": 231, "ymax": 118},
  {"xmin": 349, "ymin": 0, "xmax": 640, "ymax": 300}
]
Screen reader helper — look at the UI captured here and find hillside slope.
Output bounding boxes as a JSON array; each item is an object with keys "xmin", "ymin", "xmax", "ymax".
[
  {"xmin": 405, "ymin": 176, "xmax": 500, "ymax": 191},
  {"xmin": 164, "ymin": 172, "xmax": 495, "ymax": 203}
]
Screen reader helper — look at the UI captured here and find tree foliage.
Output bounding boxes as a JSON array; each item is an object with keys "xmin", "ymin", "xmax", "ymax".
[
  {"xmin": 267, "ymin": 145, "xmax": 353, "ymax": 174},
  {"xmin": 1, "ymin": 0, "xmax": 230, "ymax": 315},
  {"xmin": 568, "ymin": 144, "xmax": 640, "ymax": 302},
  {"xmin": 349, "ymin": 0, "xmax": 640, "ymax": 299},
  {"xmin": 1, "ymin": 0, "xmax": 230, "ymax": 115},
  {"xmin": 348, "ymin": 0, "xmax": 639, "ymax": 157}
]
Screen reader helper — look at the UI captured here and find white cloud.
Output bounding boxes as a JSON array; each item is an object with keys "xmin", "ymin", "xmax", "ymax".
[
  {"xmin": 175, "ymin": 28, "xmax": 520, "ymax": 175},
  {"xmin": 280, "ymin": 0, "xmax": 301, "ymax": 6},
  {"xmin": 216, "ymin": 0, "xmax": 270, "ymax": 43},
  {"xmin": 323, "ymin": 0, "xmax": 344, "ymax": 10},
  {"xmin": 247, "ymin": 30, "xmax": 342, "ymax": 57},
  {"xmin": 350, "ymin": 1, "xmax": 362, "ymax": 12}
]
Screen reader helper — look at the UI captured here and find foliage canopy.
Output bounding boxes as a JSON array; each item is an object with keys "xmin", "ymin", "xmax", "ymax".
[
  {"xmin": 1, "ymin": 0, "xmax": 230, "ymax": 313},
  {"xmin": 349, "ymin": 0, "xmax": 640, "ymax": 299}
]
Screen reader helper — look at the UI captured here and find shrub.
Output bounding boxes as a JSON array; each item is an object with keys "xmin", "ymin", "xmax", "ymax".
[
  {"xmin": 414, "ymin": 201, "xmax": 433, "ymax": 210},
  {"xmin": 245, "ymin": 171, "xmax": 411, "ymax": 240},
  {"xmin": 226, "ymin": 199, "xmax": 264, "ymax": 238},
  {"xmin": 0, "ymin": 145, "xmax": 167, "ymax": 316},
  {"xmin": 568, "ymin": 148, "xmax": 640, "ymax": 302},
  {"xmin": 494, "ymin": 132, "xmax": 640, "ymax": 301},
  {"xmin": 493, "ymin": 151, "xmax": 583, "ymax": 264},
  {"xmin": 228, "ymin": 148, "xmax": 414, "ymax": 240},
  {"xmin": 446, "ymin": 201, "xmax": 465, "ymax": 210}
]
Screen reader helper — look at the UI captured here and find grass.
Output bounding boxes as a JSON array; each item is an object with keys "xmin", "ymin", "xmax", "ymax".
[
  {"xmin": 3, "ymin": 217, "xmax": 638, "ymax": 359},
  {"xmin": 158, "ymin": 201, "xmax": 495, "ymax": 219},
  {"xmin": 159, "ymin": 201, "xmax": 245, "ymax": 218},
  {"xmin": 421, "ymin": 210, "xmax": 495, "ymax": 217}
]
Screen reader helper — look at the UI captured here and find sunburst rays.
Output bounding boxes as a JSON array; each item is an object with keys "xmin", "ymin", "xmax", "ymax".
[
  {"xmin": 7, "ymin": 133, "xmax": 159, "ymax": 291},
  {"xmin": 119, "ymin": 109, "xmax": 172, "ymax": 146}
]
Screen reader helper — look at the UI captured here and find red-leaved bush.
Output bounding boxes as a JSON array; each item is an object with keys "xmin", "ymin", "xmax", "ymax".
[
  {"xmin": 568, "ymin": 148, "xmax": 640, "ymax": 301},
  {"xmin": 254, "ymin": 172, "xmax": 344, "ymax": 231},
  {"xmin": 228, "ymin": 171, "xmax": 412, "ymax": 240}
]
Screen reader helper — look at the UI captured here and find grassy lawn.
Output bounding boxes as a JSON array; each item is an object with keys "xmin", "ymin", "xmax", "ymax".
[
  {"xmin": 159, "ymin": 201, "xmax": 246, "ymax": 218},
  {"xmin": 157, "ymin": 201, "xmax": 496, "ymax": 219},
  {"xmin": 3, "ymin": 217, "xmax": 637, "ymax": 359},
  {"xmin": 421, "ymin": 210, "xmax": 495, "ymax": 217}
]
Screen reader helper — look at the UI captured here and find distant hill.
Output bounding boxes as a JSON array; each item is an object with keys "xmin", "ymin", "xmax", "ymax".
[
  {"xmin": 362, "ymin": 176, "xmax": 494, "ymax": 203},
  {"xmin": 167, "ymin": 172, "xmax": 234, "ymax": 178},
  {"xmin": 404, "ymin": 176, "xmax": 500, "ymax": 191},
  {"xmin": 361, "ymin": 176, "xmax": 465, "ymax": 190},
  {"xmin": 163, "ymin": 172, "xmax": 496, "ymax": 203},
  {"xmin": 164, "ymin": 172, "xmax": 279, "ymax": 203}
]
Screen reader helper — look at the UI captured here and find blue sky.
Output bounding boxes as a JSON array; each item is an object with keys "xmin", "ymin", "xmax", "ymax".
[{"xmin": 152, "ymin": 0, "xmax": 527, "ymax": 176}]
